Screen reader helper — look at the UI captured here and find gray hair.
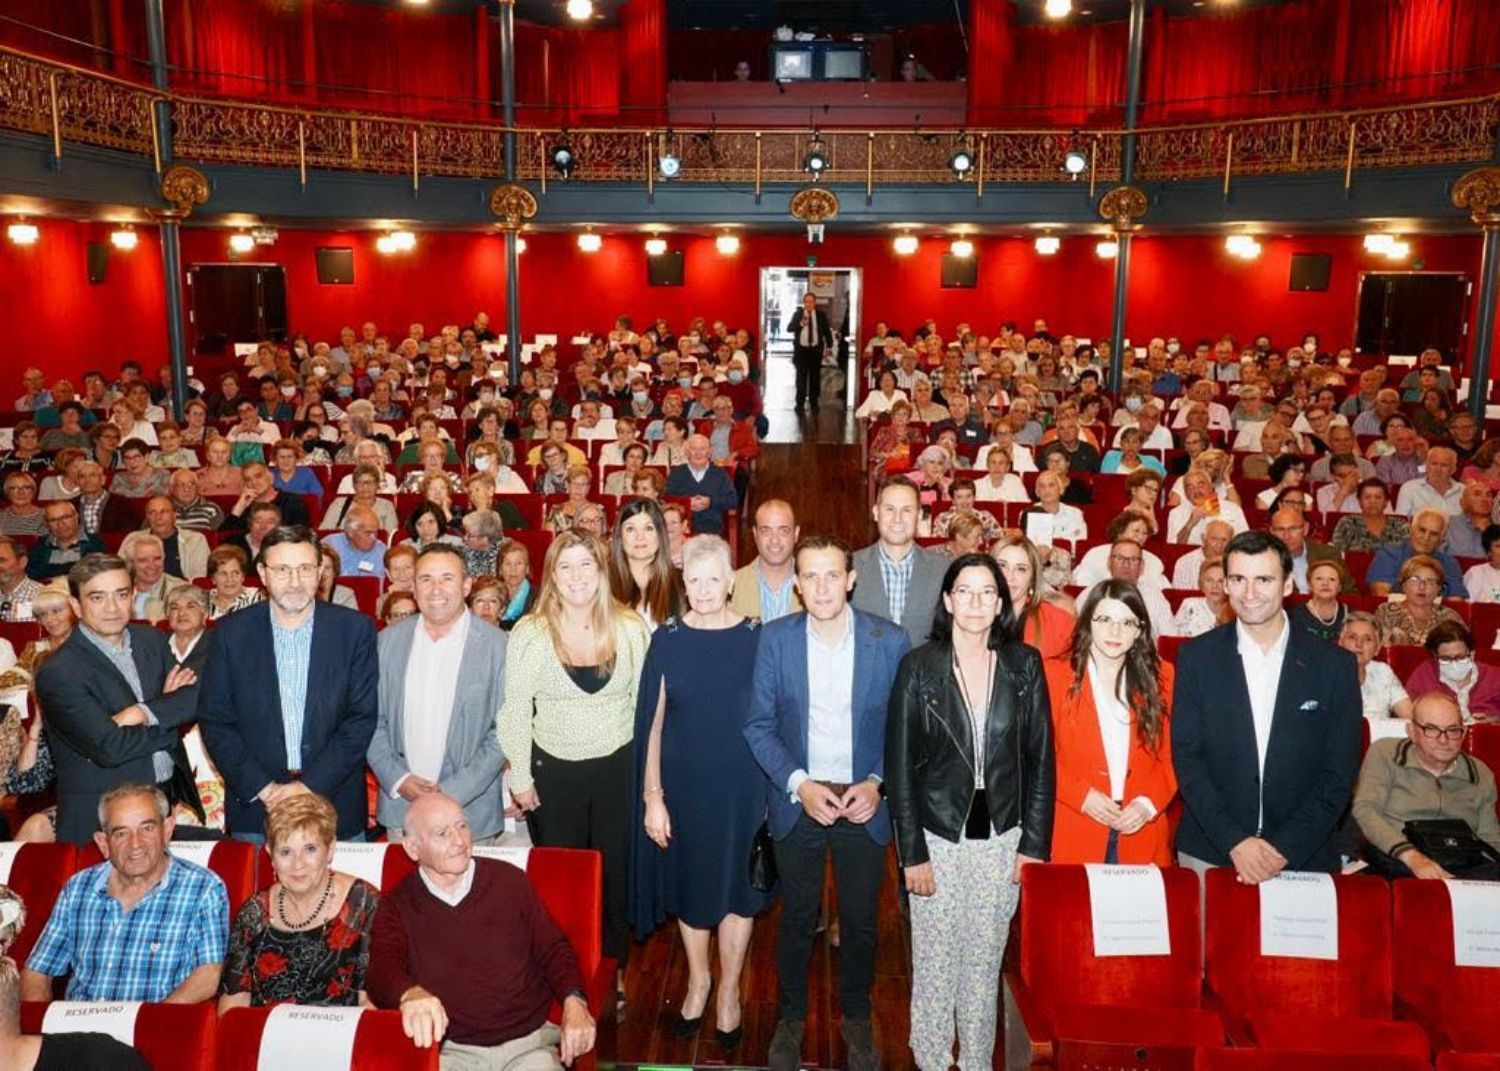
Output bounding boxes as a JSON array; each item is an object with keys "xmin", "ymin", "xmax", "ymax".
[
  {"xmin": 1340, "ymin": 609, "xmax": 1384, "ymax": 643},
  {"xmin": 118, "ymin": 531, "xmax": 164, "ymax": 565},
  {"xmin": 1411, "ymin": 508, "xmax": 1449, "ymax": 532},
  {"xmin": 680, "ymin": 534, "xmax": 733, "ymax": 579},
  {"xmin": 166, "ymin": 583, "xmax": 210, "ymax": 613},
  {"xmin": 96, "ymin": 781, "xmax": 170, "ymax": 830},
  {"xmin": 461, "ymin": 509, "xmax": 504, "ymax": 541}
]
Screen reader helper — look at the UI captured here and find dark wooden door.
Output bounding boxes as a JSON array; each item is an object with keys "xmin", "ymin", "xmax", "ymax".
[
  {"xmin": 187, "ymin": 263, "xmax": 289, "ymax": 355},
  {"xmin": 1355, "ymin": 271, "xmax": 1468, "ymax": 360}
]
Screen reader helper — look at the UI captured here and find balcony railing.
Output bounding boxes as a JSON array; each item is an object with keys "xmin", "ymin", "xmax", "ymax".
[{"xmin": 1, "ymin": 45, "xmax": 1495, "ymax": 191}]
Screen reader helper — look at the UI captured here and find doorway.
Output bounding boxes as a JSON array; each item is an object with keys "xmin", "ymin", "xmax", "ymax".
[
  {"xmin": 759, "ymin": 266, "xmax": 861, "ymax": 413},
  {"xmin": 188, "ymin": 263, "xmax": 289, "ymax": 355},
  {"xmin": 1355, "ymin": 271, "xmax": 1468, "ymax": 360}
]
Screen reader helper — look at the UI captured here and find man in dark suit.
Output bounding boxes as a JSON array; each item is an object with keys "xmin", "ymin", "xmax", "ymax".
[
  {"xmin": 1172, "ymin": 530, "xmax": 1363, "ymax": 883},
  {"xmin": 744, "ymin": 535, "xmax": 910, "ymax": 1071},
  {"xmin": 198, "ymin": 525, "xmax": 378, "ymax": 841},
  {"xmin": 851, "ymin": 476, "xmax": 947, "ymax": 646},
  {"xmin": 34, "ymin": 554, "xmax": 202, "ymax": 844},
  {"xmin": 783, "ymin": 291, "xmax": 832, "ymax": 413}
]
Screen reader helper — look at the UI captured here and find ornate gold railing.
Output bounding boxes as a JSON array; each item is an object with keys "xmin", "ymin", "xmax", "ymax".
[{"xmin": 1, "ymin": 45, "xmax": 1495, "ymax": 191}]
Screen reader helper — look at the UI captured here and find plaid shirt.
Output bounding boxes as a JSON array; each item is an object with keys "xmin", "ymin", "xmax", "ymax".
[
  {"xmin": 27, "ymin": 856, "xmax": 228, "ymax": 1001},
  {"xmin": 877, "ymin": 545, "xmax": 916, "ymax": 626},
  {"xmin": 0, "ymin": 577, "xmax": 44, "ymax": 620}
]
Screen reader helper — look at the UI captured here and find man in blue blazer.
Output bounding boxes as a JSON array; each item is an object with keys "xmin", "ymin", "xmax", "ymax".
[
  {"xmin": 198, "ymin": 525, "xmax": 378, "ymax": 841},
  {"xmin": 1172, "ymin": 530, "xmax": 1363, "ymax": 882},
  {"xmin": 744, "ymin": 535, "xmax": 910, "ymax": 1071}
]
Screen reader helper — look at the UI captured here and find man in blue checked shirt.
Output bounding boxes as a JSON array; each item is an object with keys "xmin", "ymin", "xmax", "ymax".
[{"xmin": 21, "ymin": 782, "xmax": 228, "ymax": 1003}]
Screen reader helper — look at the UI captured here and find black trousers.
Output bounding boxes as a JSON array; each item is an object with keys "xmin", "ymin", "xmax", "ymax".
[
  {"xmin": 792, "ymin": 346, "xmax": 823, "ymax": 408},
  {"xmin": 772, "ymin": 812, "xmax": 886, "ymax": 1020},
  {"xmin": 528, "ymin": 743, "xmax": 632, "ymax": 964}
]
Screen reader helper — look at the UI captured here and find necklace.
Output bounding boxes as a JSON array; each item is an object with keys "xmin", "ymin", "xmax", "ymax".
[
  {"xmin": 277, "ymin": 872, "xmax": 335, "ymax": 930},
  {"xmin": 1306, "ymin": 600, "xmax": 1341, "ymax": 626}
]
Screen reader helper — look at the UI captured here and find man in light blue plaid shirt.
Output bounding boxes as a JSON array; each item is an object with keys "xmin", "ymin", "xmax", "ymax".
[{"xmin": 22, "ymin": 783, "xmax": 228, "ymax": 1003}]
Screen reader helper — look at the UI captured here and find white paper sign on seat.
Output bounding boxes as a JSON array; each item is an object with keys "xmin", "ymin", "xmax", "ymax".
[
  {"xmin": 328, "ymin": 843, "xmax": 389, "ymax": 889},
  {"xmin": 1083, "ymin": 864, "xmax": 1171, "ymax": 957},
  {"xmin": 472, "ymin": 845, "xmax": 531, "ymax": 870},
  {"xmin": 1259, "ymin": 871, "xmax": 1338, "ymax": 960},
  {"xmin": 168, "ymin": 841, "xmax": 217, "ymax": 870},
  {"xmin": 256, "ymin": 1005, "xmax": 365, "ymax": 1071},
  {"xmin": 0, "ymin": 842, "xmax": 24, "ymax": 885},
  {"xmin": 1446, "ymin": 879, "xmax": 1500, "ymax": 968},
  {"xmin": 41, "ymin": 1001, "xmax": 143, "ymax": 1045}
]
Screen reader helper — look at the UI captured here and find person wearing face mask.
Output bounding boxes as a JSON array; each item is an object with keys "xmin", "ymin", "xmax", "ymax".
[
  {"xmin": 720, "ymin": 354, "xmax": 764, "ymax": 423},
  {"xmin": 1402, "ymin": 621, "xmax": 1500, "ymax": 724}
]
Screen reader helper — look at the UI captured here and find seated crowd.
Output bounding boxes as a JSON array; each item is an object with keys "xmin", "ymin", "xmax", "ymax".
[{"xmin": 0, "ymin": 314, "xmax": 1496, "ymax": 1071}]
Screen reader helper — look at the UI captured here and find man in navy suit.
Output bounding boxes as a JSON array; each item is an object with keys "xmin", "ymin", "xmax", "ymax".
[
  {"xmin": 744, "ymin": 535, "xmax": 910, "ymax": 1071},
  {"xmin": 198, "ymin": 525, "xmax": 378, "ymax": 841},
  {"xmin": 1172, "ymin": 530, "xmax": 1362, "ymax": 883}
]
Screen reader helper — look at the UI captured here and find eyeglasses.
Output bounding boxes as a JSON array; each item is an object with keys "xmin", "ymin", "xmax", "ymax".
[
  {"xmin": 1402, "ymin": 575, "xmax": 1442, "ymax": 589},
  {"xmin": 262, "ymin": 564, "xmax": 319, "ymax": 581},
  {"xmin": 1092, "ymin": 615, "xmax": 1142, "ymax": 632},
  {"xmin": 1412, "ymin": 721, "xmax": 1465, "ymax": 742},
  {"xmin": 1109, "ymin": 554, "xmax": 1143, "ymax": 566},
  {"xmin": 951, "ymin": 586, "xmax": 1000, "ymax": 605}
]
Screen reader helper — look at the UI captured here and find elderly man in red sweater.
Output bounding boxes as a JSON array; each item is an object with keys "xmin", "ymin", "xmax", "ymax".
[{"xmin": 367, "ymin": 793, "xmax": 597, "ymax": 1069}]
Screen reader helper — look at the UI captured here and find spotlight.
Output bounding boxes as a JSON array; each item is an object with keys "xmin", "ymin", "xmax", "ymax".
[
  {"xmin": 1063, "ymin": 149, "xmax": 1088, "ymax": 176},
  {"xmin": 565, "ymin": 0, "xmax": 593, "ymax": 20},
  {"xmin": 577, "ymin": 232, "xmax": 602, "ymax": 253},
  {"xmin": 1364, "ymin": 234, "xmax": 1395, "ymax": 254},
  {"xmin": 390, "ymin": 230, "xmax": 416, "ymax": 251},
  {"xmin": 6, "ymin": 221, "xmax": 38, "ymax": 245},
  {"xmin": 950, "ymin": 239, "xmax": 975, "ymax": 258},
  {"xmin": 658, "ymin": 152, "xmax": 681, "ymax": 180},
  {"xmin": 893, "ymin": 234, "xmax": 918, "ymax": 256},
  {"xmin": 949, "ymin": 148, "xmax": 974, "ymax": 177},
  {"xmin": 1045, "ymin": 0, "xmax": 1072, "ymax": 17},
  {"xmin": 109, "ymin": 226, "xmax": 138, "ymax": 251},
  {"xmin": 1095, "ymin": 239, "xmax": 1118, "ymax": 259},
  {"xmin": 715, "ymin": 234, "xmax": 741, "ymax": 255},
  {"xmin": 228, "ymin": 232, "xmax": 255, "ymax": 254},
  {"xmin": 1035, "ymin": 236, "xmax": 1061, "ymax": 255},
  {"xmin": 550, "ymin": 142, "xmax": 576, "ymax": 178},
  {"xmin": 645, "ymin": 237, "xmax": 668, "ymax": 256},
  {"xmin": 803, "ymin": 136, "xmax": 828, "ymax": 177}
]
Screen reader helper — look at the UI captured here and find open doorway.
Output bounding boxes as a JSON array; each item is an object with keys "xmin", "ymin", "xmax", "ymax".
[
  {"xmin": 759, "ymin": 266, "xmax": 861, "ymax": 412},
  {"xmin": 188, "ymin": 263, "xmax": 289, "ymax": 355}
]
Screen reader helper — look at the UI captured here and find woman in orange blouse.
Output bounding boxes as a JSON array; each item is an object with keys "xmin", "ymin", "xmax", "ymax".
[
  {"xmin": 1045, "ymin": 580, "xmax": 1177, "ymax": 865},
  {"xmin": 991, "ymin": 534, "xmax": 1074, "ymax": 664}
]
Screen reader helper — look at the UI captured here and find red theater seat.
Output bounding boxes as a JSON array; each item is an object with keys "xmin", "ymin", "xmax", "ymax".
[
  {"xmin": 1438, "ymin": 1055, "xmax": 1500, "ymax": 1071},
  {"xmin": 1193, "ymin": 1049, "xmax": 1432, "ymax": 1070},
  {"xmin": 76, "ymin": 840, "xmax": 260, "ymax": 917},
  {"xmin": 1006, "ymin": 863, "xmax": 1223, "ymax": 1064},
  {"xmin": 1, "ymin": 844, "xmax": 76, "ymax": 966},
  {"xmin": 259, "ymin": 841, "xmax": 416, "ymax": 894},
  {"xmin": 21, "ymin": 1000, "xmax": 216, "ymax": 1071},
  {"xmin": 1204, "ymin": 869, "xmax": 1426, "ymax": 1058},
  {"xmin": 215, "ymin": 1006, "xmax": 437, "ymax": 1071},
  {"xmin": 1394, "ymin": 879, "xmax": 1500, "ymax": 1053}
]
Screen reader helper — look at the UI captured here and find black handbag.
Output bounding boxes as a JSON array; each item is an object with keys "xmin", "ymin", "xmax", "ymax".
[
  {"xmin": 1403, "ymin": 818, "xmax": 1500, "ymax": 874},
  {"xmin": 749, "ymin": 819, "xmax": 778, "ymax": 893}
]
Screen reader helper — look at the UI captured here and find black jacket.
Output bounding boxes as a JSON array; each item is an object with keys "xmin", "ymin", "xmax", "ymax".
[
  {"xmin": 785, "ymin": 307, "xmax": 832, "ymax": 351},
  {"xmin": 885, "ymin": 639, "xmax": 1055, "ymax": 865}
]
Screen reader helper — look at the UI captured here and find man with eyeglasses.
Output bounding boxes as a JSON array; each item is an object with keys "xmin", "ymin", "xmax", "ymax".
[
  {"xmin": 1096, "ymin": 538, "xmax": 1176, "ymax": 639},
  {"xmin": 1353, "ymin": 692, "xmax": 1500, "ymax": 880},
  {"xmin": 198, "ymin": 525, "xmax": 377, "ymax": 842},
  {"xmin": 0, "ymin": 536, "xmax": 43, "ymax": 621},
  {"xmin": 1172, "ymin": 531, "xmax": 1362, "ymax": 885},
  {"xmin": 26, "ymin": 500, "xmax": 105, "ymax": 581}
]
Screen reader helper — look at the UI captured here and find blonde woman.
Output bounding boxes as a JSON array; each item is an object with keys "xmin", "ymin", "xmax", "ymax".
[{"xmin": 498, "ymin": 530, "xmax": 651, "ymax": 984}]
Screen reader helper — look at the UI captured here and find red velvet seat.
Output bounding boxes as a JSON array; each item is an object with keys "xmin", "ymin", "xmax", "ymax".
[
  {"xmin": 503, "ymin": 528, "xmax": 555, "ymax": 572},
  {"xmin": 214, "ymin": 1006, "xmax": 437, "ymax": 1071},
  {"xmin": 342, "ymin": 574, "xmax": 383, "ymax": 616},
  {"xmin": 1437, "ymin": 1055, "xmax": 1500, "ymax": 1071},
  {"xmin": 1006, "ymin": 863, "xmax": 1223, "ymax": 1064},
  {"xmin": 1394, "ymin": 879, "xmax": 1500, "ymax": 1053},
  {"xmin": 1157, "ymin": 635, "xmax": 1189, "ymax": 664},
  {"xmin": 1204, "ymin": 869, "xmax": 1426, "ymax": 1056},
  {"xmin": 20, "ymin": 1000, "xmax": 216, "ymax": 1071},
  {"xmin": 76, "ymin": 840, "xmax": 259, "ymax": 916},
  {"xmin": 259, "ymin": 841, "xmax": 415, "ymax": 894},
  {"xmin": 1193, "ymin": 1048, "xmax": 1433, "ymax": 1070},
  {"xmin": 1465, "ymin": 724, "xmax": 1500, "ymax": 810},
  {"xmin": 1385, "ymin": 644, "xmax": 1428, "ymax": 682},
  {"xmin": 0, "ymin": 844, "xmax": 76, "ymax": 966}
]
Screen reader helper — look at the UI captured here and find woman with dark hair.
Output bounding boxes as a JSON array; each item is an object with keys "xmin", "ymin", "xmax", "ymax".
[
  {"xmin": 1045, "ymin": 581, "xmax": 1176, "ymax": 865},
  {"xmin": 1402, "ymin": 619, "xmax": 1500, "ymax": 724},
  {"xmin": 402, "ymin": 502, "xmax": 462, "ymax": 551},
  {"xmin": 609, "ymin": 498, "xmax": 679, "ymax": 631},
  {"xmin": 885, "ymin": 553, "xmax": 1054, "ymax": 1071}
]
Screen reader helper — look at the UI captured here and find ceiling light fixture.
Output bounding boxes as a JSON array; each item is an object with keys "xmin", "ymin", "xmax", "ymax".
[
  {"xmin": 1045, "ymin": 0, "xmax": 1073, "ymax": 19},
  {"xmin": 228, "ymin": 232, "xmax": 255, "ymax": 254},
  {"xmin": 6, "ymin": 220, "xmax": 38, "ymax": 245},
  {"xmin": 1095, "ymin": 239, "xmax": 1118, "ymax": 259},
  {"xmin": 715, "ymin": 234, "xmax": 741, "ymax": 255},
  {"xmin": 950, "ymin": 238, "xmax": 975, "ymax": 257},
  {"xmin": 949, "ymin": 146, "xmax": 975, "ymax": 178},
  {"xmin": 577, "ymin": 231, "xmax": 602, "ymax": 253},
  {"xmin": 109, "ymin": 226, "xmax": 138, "ymax": 251},
  {"xmin": 565, "ymin": 0, "xmax": 594, "ymax": 21},
  {"xmin": 389, "ymin": 229, "xmax": 416, "ymax": 251},
  {"xmin": 550, "ymin": 140, "xmax": 576, "ymax": 178},
  {"xmin": 1035, "ymin": 236, "xmax": 1061, "ymax": 255},
  {"xmin": 803, "ymin": 133, "xmax": 828, "ymax": 177},
  {"xmin": 644, "ymin": 237, "xmax": 668, "ymax": 256},
  {"xmin": 1225, "ymin": 234, "xmax": 1262, "ymax": 258},
  {"xmin": 893, "ymin": 234, "xmax": 919, "ymax": 256},
  {"xmin": 1364, "ymin": 234, "xmax": 1395, "ymax": 253}
]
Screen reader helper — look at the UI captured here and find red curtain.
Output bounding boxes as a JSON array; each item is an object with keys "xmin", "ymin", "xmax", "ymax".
[
  {"xmin": 313, "ymin": 1, "xmax": 478, "ymax": 119},
  {"xmin": 167, "ymin": 0, "xmax": 305, "ymax": 102},
  {"xmin": 665, "ymin": 28, "xmax": 767, "ymax": 82},
  {"xmin": 0, "ymin": 0, "xmax": 145, "ymax": 75},
  {"xmin": 620, "ymin": 0, "xmax": 665, "ymax": 125},
  {"xmin": 514, "ymin": 25, "xmax": 622, "ymax": 127}
]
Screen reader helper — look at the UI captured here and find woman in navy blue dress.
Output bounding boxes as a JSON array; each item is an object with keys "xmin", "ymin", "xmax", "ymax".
[{"xmin": 631, "ymin": 533, "xmax": 769, "ymax": 1052}]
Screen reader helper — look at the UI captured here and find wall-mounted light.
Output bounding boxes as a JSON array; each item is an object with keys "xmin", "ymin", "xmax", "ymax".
[
  {"xmin": 515, "ymin": 237, "xmax": 527, "ymax": 254},
  {"xmin": 950, "ymin": 239, "xmax": 975, "ymax": 258},
  {"xmin": 390, "ymin": 230, "xmax": 416, "ymax": 252},
  {"xmin": 109, "ymin": 225, "xmax": 138, "ymax": 251},
  {"xmin": 376, "ymin": 235, "xmax": 396, "ymax": 254},
  {"xmin": 6, "ymin": 220, "xmax": 39, "ymax": 245},
  {"xmin": 1035, "ymin": 236, "xmax": 1061, "ymax": 255},
  {"xmin": 1095, "ymin": 239, "xmax": 1118, "ymax": 259},
  {"xmin": 565, "ymin": 0, "xmax": 594, "ymax": 20},
  {"xmin": 1063, "ymin": 149, "xmax": 1088, "ymax": 176},
  {"xmin": 1225, "ymin": 234, "xmax": 1261, "ymax": 258},
  {"xmin": 1045, "ymin": 0, "xmax": 1073, "ymax": 18},
  {"xmin": 715, "ymin": 234, "xmax": 741, "ymax": 255},
  {"xmin": 1384, "ymin": 239, "xmax": 1411, "ymax": 259},
  {"xmin": 644, "ymin": 237, "xmax": 668, "ymax": 256},
  {"xmin": 228, "ymin": 232, "xmax": 255, "ymax": 254},
  {"xmin": 893, "ymin": 234, "xmax": 919, "ymax": 256},
  {"xmin": 577, "ymin": 232, "xmax": 602, "ymax": 253},
  {"xmin": 1364, "ymin": 234, "xmax": 1395, "ymax": 254}
]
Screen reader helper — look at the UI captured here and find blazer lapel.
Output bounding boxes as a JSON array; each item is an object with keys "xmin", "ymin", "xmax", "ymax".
[
  {"xmin": 387, "ymin": 620, "xmax": 417, "ymax": 754},
  {"xmin": 1069, "ymin": 672, "xmax": 1112, "ymax": 788},
  {"xmin": 442, "ymin": 622, "xmax": 484, "ymax": 767},
  {"xmin": 1214, "ymin": 625, "xmax": 1259, "ymax": 747},
  {"xmin": 253, "ymin": 607, "xmax": 290, "ymax": 763},
  {"xmin": 788, "ymin": 618, "xmax": 811, "ymax": 767},
  {"xmin": 1264, "ymin": 629, "xmax": 1313, "ymax": 771},
  {"xmin": 851, "ymin": 614, "xmax": 872, "ymax": 758}
]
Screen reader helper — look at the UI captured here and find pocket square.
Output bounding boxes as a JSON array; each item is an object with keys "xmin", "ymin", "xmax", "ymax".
[{"xmin": 1299, "ymin": 700, "xmax": 1320, "ymax": 711}]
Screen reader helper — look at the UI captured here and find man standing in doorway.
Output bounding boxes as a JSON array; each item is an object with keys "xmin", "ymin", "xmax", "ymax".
[{"xmin": 785, "ymin": 291, "xmax": 832, "ymax": 414}]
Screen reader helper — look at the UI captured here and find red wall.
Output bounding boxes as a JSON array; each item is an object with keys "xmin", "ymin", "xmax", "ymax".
[{"xmin": 4, "ymin": 222, "xmax": 1491, "ymax": 389}]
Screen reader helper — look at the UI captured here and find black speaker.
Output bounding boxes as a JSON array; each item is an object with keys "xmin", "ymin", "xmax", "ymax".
[
  {"xmin": 315, "ymin": 246, "xmax": 354, "ymax": 285},
  {"xmin": 647, "ymin": 250, "xmax": 684, "ymax": 287},
  {"xmin": 1289, "ymin": 253, "xmax": 1331, "ymax": 292},
  {"xmin": 940, "ymin": 254, "xmax": 977, "ymax": 289},
  {"xmin": 86, "ymin": 242, "xmax": 108, "ymax": 285}
]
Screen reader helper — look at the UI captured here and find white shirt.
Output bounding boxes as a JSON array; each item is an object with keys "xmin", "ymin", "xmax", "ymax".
[
  {"xmin": 1087, "ymin": 659, "xmax": 1132, "ymax": 801},
  {"xmin": 1075, "ymin": 544, "xmax": 1166, "ymax": 590},
  {"xmin": 789, "ymin": 609, "xmax": 856, "ymax": 794},
  {"xmin": 1171, "ymin": 401, "xmax": 1233, "ymax": 431},
  {"xmin": 1110, "ymin": 423, "xmax": 1174, "ymax": 451},
  {"xmin": 1395, "ymin": 477, "xmax": 1464, "ymax": 518},
  {"xmin": 399, "ymin": 611, "xmax": 472, "ymax": 790},
  {"xmin": 972, "ymin": 473, "xmax": 1029, "ymax": 504},
  {"xmin": 573, "ymin": 419, "xmax": 618, "ymax": 442},
  {"xmin": 1464, "ymin": 561, "xmax": 1500, "ymax": 603},
  {"xmin": 1084, "ymin": 581, "xmax": 1176, "ymax": 639},
  {"xmin": 419, "ymin": 859, "xmax": 476, "ymax": 907},
  {"xmin": 1235, "ymin": 613, "xmax": 1291, "ymax": 831},
  {"xmin": 336, "ymin": 470, "xmax": 399, "ymax": 495},
  {"xmin": 1173, "ymin": 598, "xmax": 1221, "ymax": 637},
  {"xmin": 1171, "ymin": 548, "xmax": 1208, "ymax": 590},
  {"xmin": 1165, "ymin": 498, "xmax": 1248, "ymax": 545},
  {"xmin": 1314, "ymin": 484, "xmax": 1360, "ymax": 515},
  {"xmin": 1359, "ymin": 660, "xmax": 1409, "ymax": 721},
  {"xmin": 855, "ymin": 389, "xmax": 908, "ymax": 419},
  {"xmin": 1032, "ymin": 503, "xmax": 1087, "ymax": 545},
  {"xmin": 975, "ymin": 443, "xmax": 1037, "ymax": 474}
]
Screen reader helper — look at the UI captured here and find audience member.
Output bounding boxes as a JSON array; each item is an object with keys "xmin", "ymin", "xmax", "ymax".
[
  {"xmin": 665, "ymin": 435, "xmax": 737, "ymax": 535},
  {"xmin": 1443, "ymin": 481, "xmax": 1493, "ymax": 558},
  {"xmin": 1166, "ymin": 469, "xmax": 1248, "ymax": 545},
  {"xmin": 164, "ymin": 583, "xmax": 211, "ymax": 675},
  {"xmin": 608, "ymin": 499, "xmax": 680, "ymax": 631},
  {"xmin": 1402, "ymin": 620, "xmax": 1500, "ymax": 723},
  {"xmin": 1367, "ymin": 509, "xmax": 1464, "ymax": 595},
  {"xmin": 1338, "ymin": 612, "xmax": 1412, "ymax": 720},
  {"xmin": 851, "ymin": 478, "xmax": 946, "ymax": 644},
  {"xmin": 1174, "ymin": 559, "xmax": 1231, "ymax": 637},
  {"xmin": 1374, "ymin": 554, "xmax": 1464, "ymax": 646},
  {"xmin": 730, "ymin": 499, "xmax": 803, "ymax": 622},
  {"xmin": 205, "ymin": 544, "xmax": 262, "ymax": 619},
  {"xmin": 1287, "ymin": 559, "xmax": 1349, "ymax": 643},
  {"xmin": 1330, "ymin": 478, "xmax": 1407, "ymax": 553},
  {"xmin": 118, "ymin": 531, "xmax": 187, "ymax": 624},
  {"xmin": 1396, "ymin": 446, "xmax": 1463, "ymax": 517},
  {"xmin": 141, "ymin": 494, "xmax": 209, "ymax": 579}
]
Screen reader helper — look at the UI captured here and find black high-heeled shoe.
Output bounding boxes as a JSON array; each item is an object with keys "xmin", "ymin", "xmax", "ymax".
[
  {"xmin": 670, "ymin": 1013, "xmax": 704, "ymax": 1039},
  {"xmin": 715, "ymin": 1024, "xmax": 744, "ymax": 1051}
]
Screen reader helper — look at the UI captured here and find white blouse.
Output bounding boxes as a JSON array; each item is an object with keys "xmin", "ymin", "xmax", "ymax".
[{"xmin": 1086, "ymin": 659, "xmax": 1132, "ymax": 801}]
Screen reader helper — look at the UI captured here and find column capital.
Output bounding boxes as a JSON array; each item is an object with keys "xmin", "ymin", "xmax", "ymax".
[
  {"xmin": 1098, "ymin": 184, "xmax": 1148, "ymax": 234},
  {"xmin": 159, "ymin": 166, "xmax": 210, "ymax": 216},
  {"xmin": 1452, "ymin": 166, "xmax": 1500, "ymax": 231}
]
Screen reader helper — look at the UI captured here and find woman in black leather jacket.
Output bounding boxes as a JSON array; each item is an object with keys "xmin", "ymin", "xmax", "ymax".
[{"xmin": 885, "ymin": 552, "xmax": 1055, "ymax": 1071}]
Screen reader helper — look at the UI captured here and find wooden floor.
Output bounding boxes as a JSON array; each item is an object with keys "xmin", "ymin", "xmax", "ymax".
[{"xmin": 602, "ymin": 395, "xmax": 927, "ymax": 1070}]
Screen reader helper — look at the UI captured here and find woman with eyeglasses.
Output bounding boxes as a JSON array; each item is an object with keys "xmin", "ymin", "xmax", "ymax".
[
  {"xmin": 1045, "ymin": 581, "xmax": 1177, "ymax": 865},
  {"xmin": 1401, "ymin": 620, "xmax": 1500, "ymax": 724},
  {"xmin": 1374, "ymin": 554, "xmax": 1463, "ymax": 646},
  {"xmin": 885, "ymin": 553, "xmax": 1054, "ymax": 1071}
]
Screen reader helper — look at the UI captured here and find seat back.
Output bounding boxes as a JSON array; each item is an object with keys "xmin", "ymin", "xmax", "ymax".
[
  {"xmin": 1194, "ymin": 1049, "xmax": 1431, "ymax": 1070},
  {"xmin": 214, "ymin": 1006, "xmax": 438, "ymax": 1071},
  {"xmin": 0, "ymin": 843, "xmax": 77, "ymax": 966},
  {"xmin": 1019, "ymin": 864, "xmax": 1203, "ymax": 1036},
  {"xmin": 259, "ymin": 841, "xmax": 415, "ymax": 894},
  {"xmin": 1204, "ymin": 869, "xmax": 1394, "ymax": 1026},
  {"xmin": 1393, "ymin": 879, "xmax": 1499, "ymax": 1038},
  {"xmin": 76, "ymin": 840, "xmax": 259, "ymax": 917},
  {"xmin": 21, "ymin": 1000, "xmax": 217, "ymax": 1071},
  {"xmin": 523, "ymin": 847, "xmax": 604, "ymax": 1002}
]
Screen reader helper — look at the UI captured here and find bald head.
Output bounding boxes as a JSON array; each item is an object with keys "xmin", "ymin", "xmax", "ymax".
[{"xmin": 400, "ymin": 792, "xmax": 473, "ymax": 878}]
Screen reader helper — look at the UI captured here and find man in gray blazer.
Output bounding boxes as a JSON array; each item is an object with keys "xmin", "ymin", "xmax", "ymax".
[
  {"xmin": 851, "ymin": 476, "xmax": 947, "ymax": 645},
  {"xmin": 367, "ymin": 544, "xmax": 509, "ymax": 841}
]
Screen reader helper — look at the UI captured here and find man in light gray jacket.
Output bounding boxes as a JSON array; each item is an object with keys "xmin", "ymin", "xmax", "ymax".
[
  {"xmin": 851, "ymin": 476, "xmax": 947, "ymax": 646},
  {"xmin": 367, "ymin": 544, "xmax": 509, "ymax": 841}
]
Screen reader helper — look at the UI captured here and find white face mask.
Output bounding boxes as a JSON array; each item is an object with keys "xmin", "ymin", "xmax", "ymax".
[
  {"xmin": 538, "ymin": 388, "xmax": 553, "ymax": 400},
  {"xmin": 1338, "ymin": 355, "xmax": 1354, "ymax": 368},
  {"xmin": 312, "ymin": 364, "xmax": 327, "ymax": 377},
  {"xmin": 1439, "ymin": 658, "xmax": 1473, "ymax": 684},
  {"xmin": 280, "ymin": 385, "xmax": 297, "ymax": 398},
  {"xmin": 1166, "ymin": 343, "xmax": 1180, "ymax": 355},
  {"xmin": 474, "ymin": 455, "xmax": 493, "ymax": 471}
]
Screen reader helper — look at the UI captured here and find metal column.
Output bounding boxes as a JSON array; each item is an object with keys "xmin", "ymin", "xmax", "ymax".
[
  {"xmin": 144, "ymin": 0, "xmax": 189, "ymax": 419},
  {"xmin": 1468, "ymin": 223, "xmax": 1499, "ymax": 424},
  {"xmin": 1107, "ymin": 0, "xmax": 1147, "ymax": 393},
  {"xmin": 499, "ymin": 0, "xmax": 522, "ymax": 384}
]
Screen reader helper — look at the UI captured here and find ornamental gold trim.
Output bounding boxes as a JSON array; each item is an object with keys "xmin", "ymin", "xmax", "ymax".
[
  {"xmin": 789, "ymin": 186, "xmax": 839, "ymax": 224},
  {"xmin": 160, "ymin": 165, "xmax": 209, "ymax": 215},
  {"xmin": 487, "ymin": 183, "xmax": 539, "ymax": 230},
  {"xmin": 1452, "ymin": 167, "xmax": 1500, "ymax": 229},
  {"xmin": 1098, "ymin": 185, "xmax": 1148, "ymax": 232}
]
